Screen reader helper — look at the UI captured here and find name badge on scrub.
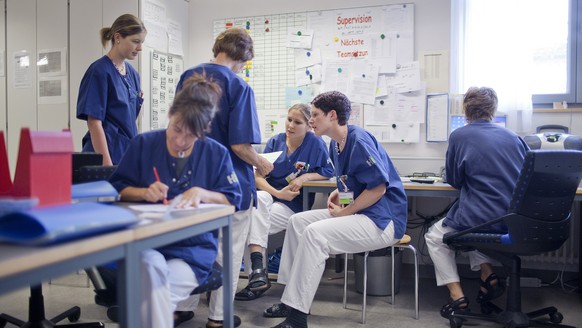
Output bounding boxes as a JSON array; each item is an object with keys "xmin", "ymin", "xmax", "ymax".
[
  {"xmin": 285, "ymin": 172, "xmax": 298, "ymax": 183},
  {"xmin": 338, "ymin": 191, "xmax": 354, "ymax": 205}
]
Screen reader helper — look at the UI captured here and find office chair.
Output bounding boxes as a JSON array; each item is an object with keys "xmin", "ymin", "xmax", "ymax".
[
  {"xmin": 343, "ymin": 234, "xmax": 419, "ymax": 324},
  {"xmin": 0, "ymin": 285, "xmax": 104, "ymax": 328},
  {"xmin": 443, "ymin": 150, "xmax": 582, "ymax": 328}
]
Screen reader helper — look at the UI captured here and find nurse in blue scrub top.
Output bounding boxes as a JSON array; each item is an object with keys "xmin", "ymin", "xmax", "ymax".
[
  {"xmin": 176, "ymin": 26, "xmax": 273, "ymax": 328},
  {"xmin": 76, "ymin": 14, "xmax": 146, "ymax": 165},
  {"xmin": 263, "ymin": 91, "xmax": 408, "ymax": 328},
  {"xmin": 235, "ymin": 103, "xmax": 334, "ymax": 301},
  {"xmin": 108, "ymin": 74, "xmax": 242, "ymax": 328}
]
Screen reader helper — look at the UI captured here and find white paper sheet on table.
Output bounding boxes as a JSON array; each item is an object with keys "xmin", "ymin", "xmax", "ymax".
[{"xmin": 129, "ymin": 203, "xmax": 226, "ymax": 213}]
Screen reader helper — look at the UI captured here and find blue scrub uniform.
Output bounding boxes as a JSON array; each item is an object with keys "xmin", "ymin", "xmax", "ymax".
[
  {"xmin": 176, "ymin": 63, "xmax": 261, "ymax": 210},
  {"xmin": 330, "ymin": 125, "xmax": 407, "ymax": 239},
  {"xmin": 77, "ymin": 56, "xmax": 143, "ymax": 164},
  {"xmin": 109, "ymin": 130, "xmax": 242, "ymax": 283},
  {"xmin": 264, "ymin": 132, "xmax": 334, "ymax": 213},
  {"xmin": 445, "ymin": 119, "xmax": 529, "ymax": 232}
]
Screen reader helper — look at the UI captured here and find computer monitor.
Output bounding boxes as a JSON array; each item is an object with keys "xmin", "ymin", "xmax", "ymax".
[{"xmin": 450, "ymin": 115, "xmax": 507, "ymax": 134}]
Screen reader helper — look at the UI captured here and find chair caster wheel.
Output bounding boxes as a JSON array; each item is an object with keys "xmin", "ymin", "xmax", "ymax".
[
  {"xmin": 68, "ymin": 311, "xmax": 81, "ymax": 322},
  {"xmin": 549, "ymin": 311, "xmax": 563, "ymax": 323},
  {"xmin": 449, "ymin": 317, "xmax": 464, "ymax": 328}
]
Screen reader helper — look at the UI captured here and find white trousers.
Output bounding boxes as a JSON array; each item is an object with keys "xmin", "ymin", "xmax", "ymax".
[
  {"xmin": 247, "ymin": 190, "xmax": 295, "ymax": 248},
  {"xmin": 140, "ymin": 249, "xmax": 200, "ymax": 328},
  {"xmin": 425, "ymin": 218, "xmax": 493, "ymax": 286},
  {"xmin": 208, "ymin": 202, "xmax": 253, "ymax": 321},
  {"xmin": 278, "ymin": 209, "xmax": 396, "ymax": 314}
]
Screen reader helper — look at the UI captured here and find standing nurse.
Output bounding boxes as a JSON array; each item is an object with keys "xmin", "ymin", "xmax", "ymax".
[
  {"xmin": 176, "ymin": 26, "xmax": 273, "ymax": 328},
  {"xmin": 77, "ymin": 14, "xmax": 146, "ymax": 165}
]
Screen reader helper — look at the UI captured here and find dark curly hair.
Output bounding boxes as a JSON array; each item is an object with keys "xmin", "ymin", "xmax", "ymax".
[{"xmin": 311, "ymin": 91, "xmax": 351, "ymax": 125}]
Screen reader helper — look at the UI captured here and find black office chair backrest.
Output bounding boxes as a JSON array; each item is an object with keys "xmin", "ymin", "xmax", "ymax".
[
  {"xmin": 509, "ymin": 150, "xmax": 582, "ymax": 222},
  {"xmin": 500, "ymin": 150, "xmax": 582, "ymax": 254}
]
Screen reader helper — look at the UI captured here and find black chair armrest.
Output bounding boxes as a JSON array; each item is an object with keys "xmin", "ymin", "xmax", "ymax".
[{"xmin": 443, "ymin": 214, "xmax": 508, "ymax": 245}]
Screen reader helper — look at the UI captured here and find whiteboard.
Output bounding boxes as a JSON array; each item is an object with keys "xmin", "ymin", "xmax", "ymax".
[{"xmin": 213, "ymin": 3, "xmax": 414, "ymax": 141}]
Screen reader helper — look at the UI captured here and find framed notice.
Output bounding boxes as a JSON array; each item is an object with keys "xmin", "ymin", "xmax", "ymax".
[{"xmin": 426, "ymin": 93, "xmax": 448, "ymax": 142}]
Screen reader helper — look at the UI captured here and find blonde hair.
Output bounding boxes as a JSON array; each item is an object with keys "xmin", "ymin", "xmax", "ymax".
[{"xmin": 288, "ymin": 103, "xmax": 311, "ymax": 123}]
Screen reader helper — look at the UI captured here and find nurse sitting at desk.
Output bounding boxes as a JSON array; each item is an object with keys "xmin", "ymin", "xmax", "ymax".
[{"xmin": 109, "ymin": 74, "xmax": 242, "ymax": 328}]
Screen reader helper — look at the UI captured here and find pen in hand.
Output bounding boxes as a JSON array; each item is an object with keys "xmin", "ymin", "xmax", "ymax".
[{"xmin": 153, "ymin": 166, "xmax": 168, "ymax": 205}]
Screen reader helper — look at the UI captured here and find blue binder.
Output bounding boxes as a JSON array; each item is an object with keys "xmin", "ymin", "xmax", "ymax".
[
  {"xmin": 0, "ymin": 202, "xmax": 138, "ymax": 245},
  {"xmin": 72, "ymin": 181, "xmax": 119, "ymax": 203}
]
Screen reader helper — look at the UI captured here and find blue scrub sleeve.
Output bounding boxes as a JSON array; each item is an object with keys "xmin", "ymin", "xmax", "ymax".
[
  {"xmin": 77, "ymin": 69, "xmax": 109, "ymax": 121},
  {"xmin": 214, "ymin": 150, "xmax": 243, "ymax": 210},
  {"xmin": 351, "ymin": 140, "xmax": 390, "ymax": 189},
  {"xmin": 227, "ymin": 85, "xmax": 261, "ymax": 145},
  {"xmin": 108, "ymin": 138, "xmax": 144, "ymax": 192}
]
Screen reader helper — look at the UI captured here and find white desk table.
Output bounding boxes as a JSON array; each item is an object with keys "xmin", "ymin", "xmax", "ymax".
[
  {"xmin": 302, "ymin": 179, "xmax": 460, "ymax": 211},
  {"xmin": 0, "ymin": 205, "xmax": 235, "ymax": 328},
  {"xmin": 302, "ymin": 179, "xmax": 582, "ymax": 290}
]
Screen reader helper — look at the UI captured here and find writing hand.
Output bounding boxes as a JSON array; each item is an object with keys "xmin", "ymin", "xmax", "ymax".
[{"xmin": 143, "ymin": 181, "xmax": 169, "ymax": 203}]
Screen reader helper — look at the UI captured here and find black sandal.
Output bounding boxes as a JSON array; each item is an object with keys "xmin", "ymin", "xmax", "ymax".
[
  {"xmin": 235, "ymin": 284, "xmax": 271, "ymax": 301},
  {"xmin": 271, "ymin": 322, "xmax": 295, "ymax": 328},
  {"xmin": 264, "ymin": 303, "xmax": 289, "ymax": 318},
  {"xmin": 476, "ymin": 273, "xmax": 505, "ymax": 304},
  {"xmin": 440, "ymin": 296, "xmax": 470, "ymax": 319},
  {"xmin": 248, "ymin": 268, "xmax": 270, "ymax": 290},
  {"xmin": 205, "ymin": 315, "xmax": 241, "ymax": 328}
]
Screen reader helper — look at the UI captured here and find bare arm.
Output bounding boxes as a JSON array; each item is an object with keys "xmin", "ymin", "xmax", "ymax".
[
  {"xmin": 328, "ymin": 183, "xmax": 386, "ymax": 217},
  {"xmin": 87, "ymin": 117, "xmax": 113, "ymax": 166},
  {"xmin": 231, "ymin": 143, "xmax": 274, "ymax": 176},
  {"xmin": 287, "ymin": 172, "xmax": 329, "ymax": 192},
  {"xmin": 255, "ymin": 171, "xmax": 299, "ymax": 201},
  {"xmin": 119, "ymin": 182, "xmax": 168, "ymax": 203},
  {"xmin": 174, "ymin": 187, "xmax": 231, "ymax": 208}
]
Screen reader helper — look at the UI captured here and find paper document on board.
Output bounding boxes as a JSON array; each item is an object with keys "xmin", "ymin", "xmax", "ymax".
[{"xmin": 259, "ymin": 151, "xmax": 283, "ymax": 164}]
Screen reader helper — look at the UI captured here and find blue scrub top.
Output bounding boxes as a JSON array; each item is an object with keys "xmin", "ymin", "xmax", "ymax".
[
  {"xmin": 330, "ymin": 125, "xmax": 407, "ymax": 239},
  {"xmin": 77, "ymin": 56, "xmax": 143, "ymax": 164},
  {"xmin": 264, "ymin": 132, "xmax": 334, "ymax": 213},
  {"xmin": 176, "ymin": 63, "xmax": 261, "ymax": 210},
  {"xmin": 445, "ymin": 120, "xmax": 529, "ymax": 232},
  {"xmin": 108, "ymin": 130, "xmax": 242, "ymax": 283}
]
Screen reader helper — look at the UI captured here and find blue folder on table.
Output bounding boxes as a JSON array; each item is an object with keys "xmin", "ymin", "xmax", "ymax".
[
  {"xmin": 72, "ymin": 180, "xmax": 119, "ymax": 203},
  {"xmin": 0, "ymin": 202, "xmax": 138, "ymax": 246}
]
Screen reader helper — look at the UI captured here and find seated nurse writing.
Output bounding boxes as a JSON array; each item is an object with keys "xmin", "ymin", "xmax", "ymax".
[{"xmin": 108, "ymin": 74, "xmax": 242, "ymax": 328}]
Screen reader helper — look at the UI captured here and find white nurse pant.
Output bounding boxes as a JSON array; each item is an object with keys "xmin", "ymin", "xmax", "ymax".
[
  {"xmin": 277, "ymin": 209, "xmax": 397, "ymax": 314},
  {"xmin": 140, "ymin": 249, "xmax": 199, "ymax": 328},
  {"xmin": 425, "ymin": 218, "xmax": 493, "ymax": 286}
]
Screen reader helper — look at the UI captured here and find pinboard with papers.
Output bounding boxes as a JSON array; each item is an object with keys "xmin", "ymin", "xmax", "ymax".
[{"xmin": 213, "ymin": 4, "xmax": 424, "ymax": 143}]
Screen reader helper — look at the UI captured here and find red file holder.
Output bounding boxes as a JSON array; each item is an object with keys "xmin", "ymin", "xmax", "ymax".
[{"xmin": 0, "ymin": 128, "xmax": 73, "ymax": 207}]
